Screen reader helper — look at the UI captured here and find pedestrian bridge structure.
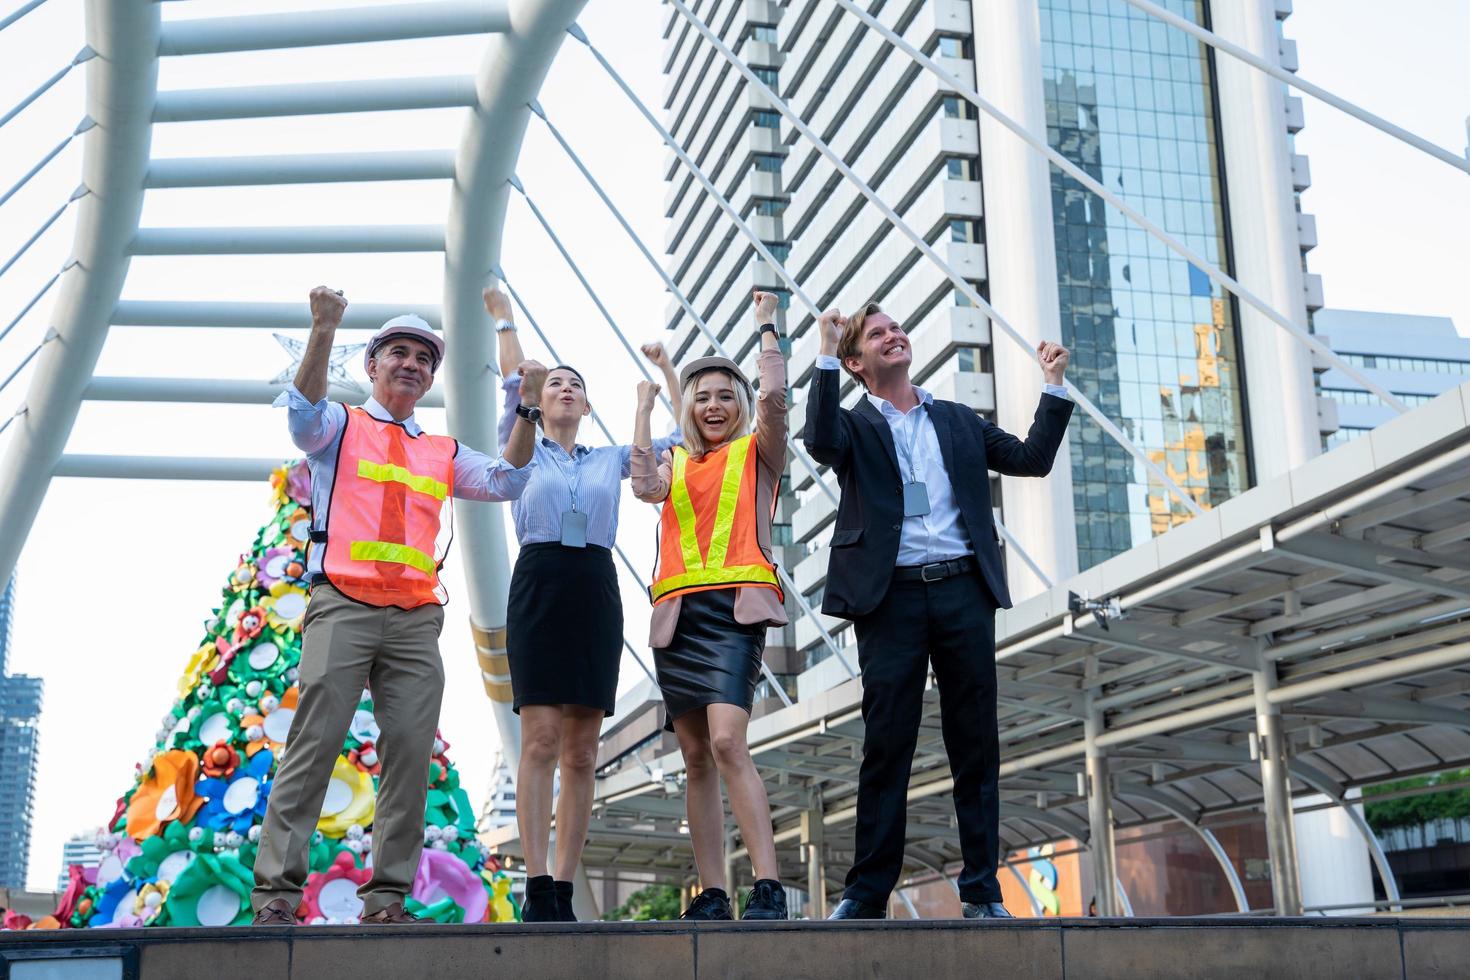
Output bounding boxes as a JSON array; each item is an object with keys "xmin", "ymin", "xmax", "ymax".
[{"xmin": 1, "ymin": 0, "xmax": 1468, "ymax": 926}]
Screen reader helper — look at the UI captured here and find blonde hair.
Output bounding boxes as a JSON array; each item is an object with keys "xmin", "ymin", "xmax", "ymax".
[
  {"xmin": 679, "ymin": 368, "xmax": 753, "ymax": 457},
  {"xmin": 838, "ymin": 301, "xmax": 885, "ymax": 388}
]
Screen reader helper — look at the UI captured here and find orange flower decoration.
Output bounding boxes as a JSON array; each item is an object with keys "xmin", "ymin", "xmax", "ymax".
[
  {"xmin": 242, "ymin": 686, "xmax": 299, "ymax": 758},
  {"xmin": 125, "ymin": 749, "xmax": 206, "ymax": 841},
  {"xmin": 201, "ymin": 740, "xmax": 240, "ymax": 779},
  {"xmin": 284, "ymin": 508, "xmax": 312, "ymax": 550}
]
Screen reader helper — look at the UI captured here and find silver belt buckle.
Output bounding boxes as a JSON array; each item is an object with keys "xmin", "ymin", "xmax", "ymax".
[{"xmin": 920, "ymin": 561, "xmax": 947, "ymax": 583}]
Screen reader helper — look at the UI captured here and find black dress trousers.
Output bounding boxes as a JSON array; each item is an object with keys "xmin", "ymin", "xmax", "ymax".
[{"xmin": 842, "ymin": 569, "xmax": 1001, "ymax": 907}]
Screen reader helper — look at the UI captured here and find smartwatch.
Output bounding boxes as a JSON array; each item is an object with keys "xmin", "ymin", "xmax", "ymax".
[
  {"xmin": 495, "ymin": 319, "xmax": 517, "ymax": 333},
  {"xmin": 515, "ymin": 403, "xmax": 542, "ymax": 424},
  {"xmin": 759, "ymin": 322, "xmax": 779, "ymax": 337}
]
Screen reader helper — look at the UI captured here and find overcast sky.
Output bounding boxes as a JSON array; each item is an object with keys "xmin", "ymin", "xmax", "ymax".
[{"xmin": 0, "ymin": 0, "xmax": 1465, "ymax": 892}]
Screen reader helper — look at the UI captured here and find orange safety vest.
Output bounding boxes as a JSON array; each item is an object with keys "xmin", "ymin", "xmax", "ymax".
[
  {"xmin": 649, "ymin": 434, "xmax": 783, "ymax": 606},
  {"xmin": 318, "ymin": 406, "xmax": 458, "ymax": 609}
]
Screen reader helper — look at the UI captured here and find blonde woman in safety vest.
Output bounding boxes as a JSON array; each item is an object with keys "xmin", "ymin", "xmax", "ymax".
[
  {"xmin": 251, "ymin": 286, "xmax": 541, "ymax": 926},
  {"xmin": 631, "ymin": 290, "xmax": 789, "ymax": 921}
]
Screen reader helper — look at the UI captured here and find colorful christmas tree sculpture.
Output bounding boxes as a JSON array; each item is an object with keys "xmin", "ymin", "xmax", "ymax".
[{"xmin": 46, "ymin": 461, "xmax": 519, "ymax": 929}]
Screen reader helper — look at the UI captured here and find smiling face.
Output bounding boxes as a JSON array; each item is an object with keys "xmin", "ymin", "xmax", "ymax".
[
  {"xmin": 681, "ymin": 368, "xmax": 750, "ymax": 454},
  {"xmin": 841, "ymin": 310, "xmax": 910, "ymax": 388},
  {"xmin": 367, "ymin": 336, "xmax": 436, "ymax": 405},
  {"xmin": 542, "ymin": 367, "xmax": 590, "ymax": 426}
]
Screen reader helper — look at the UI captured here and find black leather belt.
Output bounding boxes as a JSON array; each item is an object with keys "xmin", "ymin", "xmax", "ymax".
[{"xmin": 892, "ymin": 555, "xmax": 976, "ymax": 583}]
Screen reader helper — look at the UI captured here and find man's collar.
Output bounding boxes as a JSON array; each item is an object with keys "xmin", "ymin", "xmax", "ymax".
[
  {"xmin": 363, "ymin": 396, "xmax": 422, "ymax": 436},
  {"xmin": 865, "ymin": 385, "xmax": 933, "ymax": 417}
]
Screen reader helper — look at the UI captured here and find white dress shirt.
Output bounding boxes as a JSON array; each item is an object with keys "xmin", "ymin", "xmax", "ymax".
[
  {"xmin": 274, "ymin": 384, "xmax": 533, "ymax": 576},
  {"xmin": 813, "ymin": 355, "xmax": 1071, "ymax": 565}
]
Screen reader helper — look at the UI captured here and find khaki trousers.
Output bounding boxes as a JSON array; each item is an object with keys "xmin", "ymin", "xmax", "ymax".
[{"xmin": 252, "ymin": 583, "xmax": 445, "ymax": 915}]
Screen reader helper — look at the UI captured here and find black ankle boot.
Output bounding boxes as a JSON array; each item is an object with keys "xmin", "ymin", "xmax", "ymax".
[
  {"xmin": 553, "ymin": 880, "xmax": 576, "ymax": 922},
  {"xmin": 522, "ymin": 875, "xmax": 559, "ymax": 922}
]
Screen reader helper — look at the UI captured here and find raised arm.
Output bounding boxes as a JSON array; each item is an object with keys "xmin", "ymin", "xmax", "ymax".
[
  {"xmin": 486, "ymin": 285, "xmax": 526, "ymax": 381},
  {"xmin": 640, "ymin": 341, "xmax": 683, "ymax": 423},
  {"xmin": 295, "ymin": 286, "xmax": 348, "ymax": 403},
  {"xmin": 751, "ymin": 291, "xmax": 787, "ymax": 468},
  {"xmin": 801, "ymin": 307, "xmax": 851, "ymax": 466},
  {"xmin": 631, "ymin": 379, "xmax": 671, "ymax": 503},
  {"xmin": 978, "ymin": 340, "xmax": 1075, "ymax": 476},
  {"xmin": 501, "ymin": 360, "xmax": 546, "ymax": 470}
]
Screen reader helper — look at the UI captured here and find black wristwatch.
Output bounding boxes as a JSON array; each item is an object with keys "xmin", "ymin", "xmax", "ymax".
[
  {"xmin": 759, "ymin": 322, "xmax": 779, "ymax": 337},
  {"xmin": 516, "ymin": 403, "xmax": 543, "ymax": 424}
]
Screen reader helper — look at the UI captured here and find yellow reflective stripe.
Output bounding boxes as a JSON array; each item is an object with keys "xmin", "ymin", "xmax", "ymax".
[
  {"xmin": 669, "ymin": 448, "xmax": 704, "ymax": 571},
  {"xmin": 650, "ymin": 564, "xmax": 779, "ymax": 602},
  {"xmin": 357, "ymin": 459, "xmax": 448, "ymax": 501},
  {"xmin": 705, "ymin": 436, "xmax": 750, "ymax": 570},
  {"xmin": 349, "ymin": 540, "xmax": 436, "ymax": 575}
]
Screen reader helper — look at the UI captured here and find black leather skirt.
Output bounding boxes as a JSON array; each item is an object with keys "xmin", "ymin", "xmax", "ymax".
[{"xmin": 654, "ymin": 589, "xmax": 766, "ymax": 731}]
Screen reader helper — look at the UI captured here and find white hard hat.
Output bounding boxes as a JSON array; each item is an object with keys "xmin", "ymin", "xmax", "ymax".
[{"xmin": 364, "ymin": 314, "xmax": 445, "ymax": 372}]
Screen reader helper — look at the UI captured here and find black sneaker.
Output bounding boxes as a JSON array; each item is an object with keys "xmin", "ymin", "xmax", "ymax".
[
  {"xmin": 680, "ymin": 888, "xmax": 734, "ymax": 920},
  {"xmin": 522, "ymin": 875, "xmax": 559, "ymax": 922},
  {"xmin": 553, "ymin": 880, "xmax": 577, "ymax": 922},
  {"xmin": 742, "ymin": 879, "xmax": 787, "ymax": 920}
]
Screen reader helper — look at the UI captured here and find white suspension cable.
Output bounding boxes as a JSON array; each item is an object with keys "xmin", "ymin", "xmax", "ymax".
[
  {"xmin": 668, "ymin": 0, "xmax": 1207, "ymax": 517},
  {"xmin": 507, "ymin": 176, "xmax": 674, "ymax": 416},
  {"xmin": 0, "ymin": 329, "xmax": 57, "ymax": 397},
  {"xmin": 825, "ymin": 0, "xmax": 1409, "ymax": 416},
  {"xmin": 1118, "ymin": 0, "xmax": 1470, "ymax": 177},
  {"xmin": 526, "ymin": 101, "xmax": 842, "ymax": 511},
  {"xmin": 0, "ymin": 0, "xmax": 48, "ymax": 32},
  {"xmin": 572, "ymin": 21, "xmax": 1053, "ymax": 601},
  {"xmin": 0, "ymin": 186, "xmax": 86, "ymax": 281},
  {"xmin": 0, "ymin": 405, "xmax": 24, "ymax": 439},
  {"xmin": 0, "ymin": 48, "xmax": 93, "ymax": 132},
  {"xmin": 500, "ymin": 268, "xmax": 839, "ymax": 691},
  {"xmin": 0, "ymin": 118, "xmax": 89, "ymax": 210},
  {"xmin": 0, "ymin": 262, "xmax": 66, "ymax": 346}
]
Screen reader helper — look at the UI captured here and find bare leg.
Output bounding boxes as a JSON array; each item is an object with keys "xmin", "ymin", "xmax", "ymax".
[
  {"xmin": 552, "ymin": 706, "xmax": 604, "ymax": 880},
  {"xmin": 672, "ymin": 711, "xmax": 728, "ymax": 890},
  {"xmin": 516, "ymin": 705, "xmax": 563, "ymax": 878},
  {"xmin": 707, "ymin": 703, "xmax": 778, "ymax": 881}
]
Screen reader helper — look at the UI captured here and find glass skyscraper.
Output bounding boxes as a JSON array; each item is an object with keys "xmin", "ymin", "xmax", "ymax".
[
  {"xmin": 0, "ymin": 574, "xmax": 43, "ymax": 889},
  {"xmin": 1040, "ymin": 0, "xmax": 1250, "ymax": 569}
]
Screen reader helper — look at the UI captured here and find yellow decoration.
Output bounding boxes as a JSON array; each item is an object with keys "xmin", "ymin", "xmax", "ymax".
[
  {"xmin": 316, "ymin": 756, "xmax": 375, "ymax": 838},
  {"xmin": 178, "ymin": 644, "xmax": 218, "ymax": 699}
]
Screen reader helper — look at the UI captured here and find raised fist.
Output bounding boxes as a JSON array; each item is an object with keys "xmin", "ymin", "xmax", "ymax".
[
  {"xmin": 309, "ymin": 286, "xmax": 347, "ymax": 328},
  {"xmin": 752, "ymin": 290, "xmax": 779, "ymax": 323},
  {"xmin": 636, "ymin": 380, "xmax": 662, "ymax": 412},
  {"xmin": 640, "ymin": 342, "xmax": 671, "ymax": 370},
  {"xmin": 483, "ymin": 286, "xmax": 512, "ymax": 323},
  {"xmin": 817, "ymin": 307, "xmax": 845, "ymax": 354},
  {"xmin": 518, "ymin": 359, "xmax": 548, "ymax": 407},
  {"xmin": 1037, "ymin": 341, "xmax": 1070, "ymax": 384}
]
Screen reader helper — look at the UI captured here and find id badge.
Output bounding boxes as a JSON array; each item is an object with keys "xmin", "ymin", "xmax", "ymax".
[
  {"xmin": 902, "ymin": 481, "xmax": 931, "ymax": 518},
  {"xmin": 560, "ymin": 510, "xmax": 589, "ymax": 548}
]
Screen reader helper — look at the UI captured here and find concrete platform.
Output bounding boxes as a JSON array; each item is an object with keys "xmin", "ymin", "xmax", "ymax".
[{"xmin": 2, "ymin": 917, "xmax": 1467, "ymax": 980}]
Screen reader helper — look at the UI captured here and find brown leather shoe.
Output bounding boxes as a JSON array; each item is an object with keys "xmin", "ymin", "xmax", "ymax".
[
  {"xmin": 360, "ymin": 902, "xmax": 420, "ymax": 925},
  {"xmin": 251, "ymin": 899, "xmax": 298, "ymax": 926}
]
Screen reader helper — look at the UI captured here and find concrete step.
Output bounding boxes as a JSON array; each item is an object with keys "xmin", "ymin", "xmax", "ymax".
[{"xmin": 1, "ymin": 917, "xmax": 1466, "ymax": 980}]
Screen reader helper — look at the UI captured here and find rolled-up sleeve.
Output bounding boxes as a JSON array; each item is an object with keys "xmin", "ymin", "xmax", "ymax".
[
  {"xmin": 621, "ymin": 428, "xmax": 683, "ymax": 479},
  {"xmin": 631, "ymin": 446, "xmax": 671, "ymax": 503},
  {"xmin": 497, "ymin": 376, "xmax": 522, "ymax": 451},
  {"xmin": 452, "ymin": 443, "xmax": 534, "ymax": 502},
  {"xmin": 272, "ymin": 384, "xmax": 345, "ymax": 457}
]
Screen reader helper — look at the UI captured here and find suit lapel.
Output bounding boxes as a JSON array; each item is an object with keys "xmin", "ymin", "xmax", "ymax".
[
  {"xmin": 853, "ymin": 396, "xmax": 902, "ymax": 482},
  {"xmin": 930, "ymin": 401, "xmax": 960, "ymax": 487}
]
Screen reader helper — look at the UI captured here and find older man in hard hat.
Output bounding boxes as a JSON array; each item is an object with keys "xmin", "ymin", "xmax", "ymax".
[{"xmin": 251, "ymin": 285, "xmax": 544, "ymax": 925}]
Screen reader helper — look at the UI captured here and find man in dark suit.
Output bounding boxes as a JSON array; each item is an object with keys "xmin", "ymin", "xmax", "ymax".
[{"xmin": 802, "ymin": 303, "xmax": 1073, "ymax": 919}]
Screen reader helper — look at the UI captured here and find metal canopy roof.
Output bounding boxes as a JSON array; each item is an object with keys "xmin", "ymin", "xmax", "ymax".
[{"xmin": 555, "ymin": 385, "xmax": 1470, "ymax": 894}]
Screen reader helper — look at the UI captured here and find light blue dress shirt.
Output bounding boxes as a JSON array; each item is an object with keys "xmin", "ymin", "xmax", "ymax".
[
  {"xmin": 813, "ymin": 355, "xmax": 1071, "ymax": 564},
  {"xmin": 274, "ymin": 384, "xmax": 533, "ymax": 576},
  {"xmin": 496, "ymin": 376, "xmax": 682, "ymax": 550}
]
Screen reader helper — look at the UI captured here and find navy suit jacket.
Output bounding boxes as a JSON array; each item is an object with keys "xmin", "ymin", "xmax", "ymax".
[{"xmin": 801, "ymin": 367, "xmax": 1074, "ymax": 618}]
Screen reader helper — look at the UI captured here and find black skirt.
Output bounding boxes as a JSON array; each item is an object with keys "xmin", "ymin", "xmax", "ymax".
[
  {"xmin": 507, "ymin": 542, "xmax": 622, "ymax": 716},
  {"xmin": 654, "ymin": 589, "xmax": 767, "ymax": 731}
]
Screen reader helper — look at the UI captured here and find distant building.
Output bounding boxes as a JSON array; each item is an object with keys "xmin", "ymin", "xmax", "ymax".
[
  {"xmin": 56, "ymin": 831, "xmax": 103, "ymax": 891},
  {"xmin": 1314, "ymin": 309, "xmax": 1469, "ymax": 449},
  {"xmin": 478, "ymin": 751, "xmax": 517, "ymax": 834},
  {"xmin": 0, "ymin": 574, "xmax": 42, "ymax": 890}
]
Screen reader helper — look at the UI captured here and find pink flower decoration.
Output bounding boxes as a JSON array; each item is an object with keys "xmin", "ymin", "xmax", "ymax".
[
  {"xmin": 411, "ymin": 848, "xmax": 487, "ymax": 923},
  {"xmin": 287, "ymin": 460, "xmax": 312, "ymax": 506}
]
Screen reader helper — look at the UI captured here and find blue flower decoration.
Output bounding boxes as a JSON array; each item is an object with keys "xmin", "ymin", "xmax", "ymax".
[{"xmin": 195, "ymin": 749, "xmax": 274, "ymax": 834}]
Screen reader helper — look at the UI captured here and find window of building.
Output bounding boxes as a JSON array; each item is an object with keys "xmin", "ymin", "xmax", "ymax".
[
  {"xmin": 752, "ymin": 110, "xmax": 781, "ymax": 129},
  {"xmin": 1320, "ymin": 388, "xmax": 1434, "ymax": 408},
  {"xmin": 753, "ymin": 153, "xmax": 782, "ymax": 173},
  {"xmin": 752, "ymin": 66, "xmax": 779, "ymax": 86},
  {"xmin": 946, "ymin": 157, "xmax": 978, "ymax": 180},
  {"xmin": 748, "ymin": 24, "xmax": 778, "ymax": 44},
  {"xmin": 765, "ymin": 243, "xmax": 792, "ymax": 262},
  {"xmin": 1338, "ymin": 352, "xmax": 1470, "ymax": 375},
  {"xmin": 754, "ymin": 198, "xmax": 786, "ymax": 216},
  {"xmin": 950, "ymin": 219, "xmax": 984, "ymax": 243},
  {"xmin": 941, "ymin": 96, "xmax": 974, "ymax": 119},
  {"xmin": 937, "ymin": 36, "xmax": 971, "ymax": 59}
]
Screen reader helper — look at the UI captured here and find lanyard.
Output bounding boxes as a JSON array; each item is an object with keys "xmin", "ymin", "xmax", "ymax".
[
  {"xmin": 546, "ymin": 441, "xmax": 583, "ymax": 513},
  {"xmin": 893, "ymin": 403, "xmax": 927, "ymax": 484}
]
